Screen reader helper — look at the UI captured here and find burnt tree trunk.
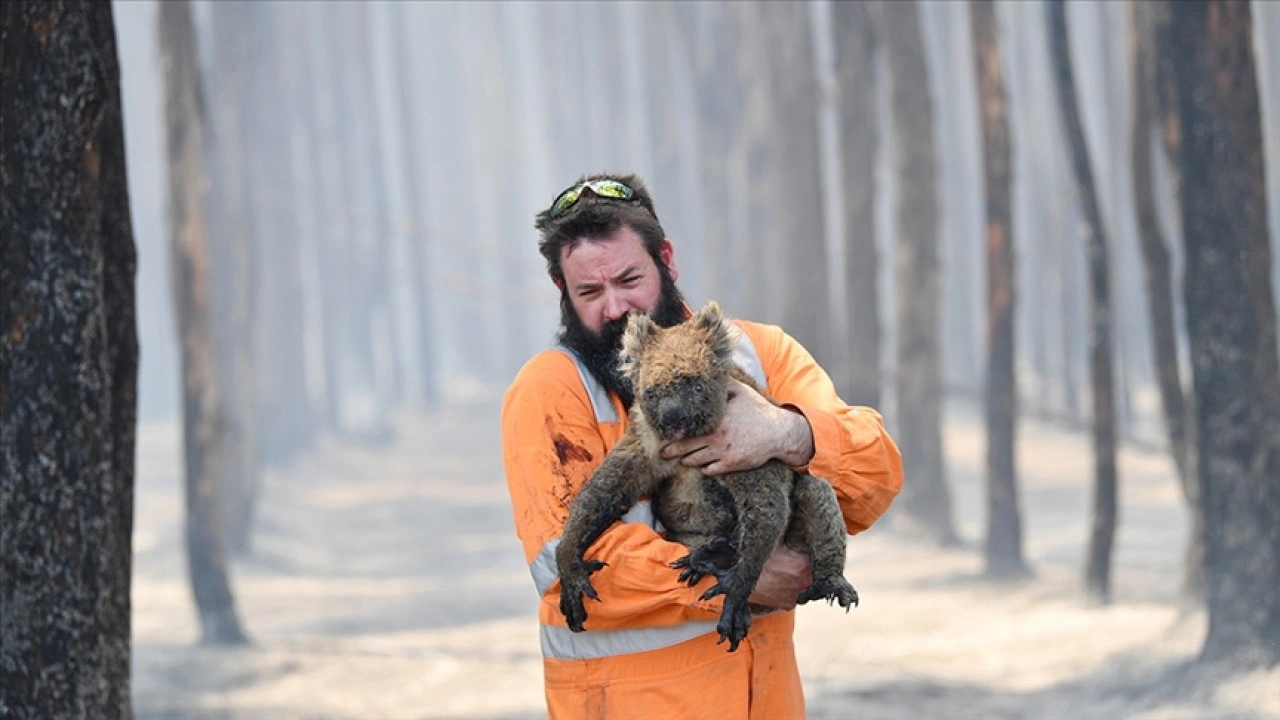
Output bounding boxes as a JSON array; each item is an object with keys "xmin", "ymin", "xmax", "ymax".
[
  {"xmin": 1170, "ymin": 0, "xmax": 1280, "ymax": 666},
  {"xmin": 1048, "ymin": 0, "xmax": 1120, "ymax": 605},
  {"xmin": 0, "ymin": 3, "xmax": 137, "ymax": 715},
  {"xmin": 158, "ymin": 0, "xmax": 248, "ymax": 645},
  {"xmin": 972, "ymin": 0, "xmax": 1029, "ymax": 579},
  {"xmin": 880, "ymin": 0, "xmax": 958, "ymax": 545},
  {"xmin": 834, "ymin": 1, "xmax": 882, "ymax": 407},
  {"xmin": 207, "ymin": 1, "xmax": 261, "ymax": 554},
  {"xmin": 251, "ymin": 3, "xmax": 314, "ymax": 468},
  {"xmin": 390, "ymin": 2, "xmax": 440, "ymax": 409},
  {"xmin": 1131, "ymin": 1, "xmax": 1203, "ymax": 602}
]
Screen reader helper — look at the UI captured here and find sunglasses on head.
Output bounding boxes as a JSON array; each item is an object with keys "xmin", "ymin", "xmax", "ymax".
[{"xmin": 548, "ymin": 179, "xmax": 636, "ymax": 218}]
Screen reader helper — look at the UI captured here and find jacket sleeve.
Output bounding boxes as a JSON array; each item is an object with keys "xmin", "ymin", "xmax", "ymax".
[
  {"xmin": 501, "ymin": 351, "xmax": 723, "ymax": 630},
  {"xmin": 743, "ymin": 322, "xmax": 904, "ymax": 535}
]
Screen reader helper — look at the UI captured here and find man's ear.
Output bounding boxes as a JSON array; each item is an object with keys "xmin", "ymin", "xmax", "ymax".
[
  {"xmin": 658, "ymin": 238, "xmax": 679, "ymax": 284},
  {"xmin": 553, "ymin": 276, "xmax": 564, "ymax": 292},
  {"xmin": 619, "ymin": 313, "xmax": 658, "ymax": 382}
]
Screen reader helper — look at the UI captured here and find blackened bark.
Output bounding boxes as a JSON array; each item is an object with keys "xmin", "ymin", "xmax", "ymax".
[
  {"xmin": 207, "ymin": 1, "xmax": 261, "ymax": 553},
  {"xmin": 880, "ymin": 0, "xmax": 958, "ymax": 546},
  {"xmin": 390, "ymin": 2, "xmax": 440, "ymax": 409},
  {"xmin": 1048, "ymin": 0, "xmax": 1119, "ymax": 605},
  {"xmin": 971, "ymin": 0, "xmax": 1029, "ymax": 579},
  {"xmin": 0, "ymin": 2, "xmax": 137, "ymax": 715},
  {"xmin": 250, "ymin": 3, "xmax": 314, "ymax": 468},
  {"xmin": 158, "ymin": 0, "xmax": 248, "ymax": 645},
  {"xmin": 1131, "ymin": 2, "xmax": 1204, "ymax": 601},
  {"xmin": 1170, "ymin": 0, "xmax": 1280, "ymax": 666},
  {"xmin": 834, "ymin": 1, "xmax": 882, "ymax": 407}
]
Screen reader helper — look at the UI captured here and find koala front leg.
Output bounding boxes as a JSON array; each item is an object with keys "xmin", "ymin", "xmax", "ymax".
[
  {"xmin": 701, "ymin": 463, "xmax": 791, "ymax": 651},
  {"xmin": 555, "ymin": 449, "xmax": 658, "ymax": 632}
]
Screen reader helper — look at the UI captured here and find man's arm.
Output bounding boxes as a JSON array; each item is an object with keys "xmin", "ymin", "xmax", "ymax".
[{"xmin": 502, "ymin": 351, "xmax": 725, "ymax": 630}]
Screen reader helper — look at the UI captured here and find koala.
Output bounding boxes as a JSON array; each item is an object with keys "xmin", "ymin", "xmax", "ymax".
[{"xmin": 555, "ymin": 302, "xmax": 858, "ymax": 652}]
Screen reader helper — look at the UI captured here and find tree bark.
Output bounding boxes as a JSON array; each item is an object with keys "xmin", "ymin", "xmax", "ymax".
[
  {"xmin": 971, "ymin": 0, "xmax": 1030, "ymax": 579},
  {"xmin": 207, "ymin": 1, "xmax": 261, "ymax": 554},
  {"xmin": 1048, "ymin": 0, "xmax": 1120, "ymax": 605},
  {"xmin": 880, "ymin": 0, "xmax": 958, "ymax": 546},
  {"xmin": 1130, "ymin": 1, "xmax": 1204, "ymax": 602},
  {"xmin": 158, "ymin": 0, "xmax": 248, "ymax": 645},
  {"xmin": 834, "ymin": 1, "xmax": 882, "ymax": 407},
  {"xmin": 1170, "ymin": 0, "xmax": 1280, "ymax": 666},
  {"xmin": 0, "ymin": 2, "xmax": 137, "ymax": 714}
]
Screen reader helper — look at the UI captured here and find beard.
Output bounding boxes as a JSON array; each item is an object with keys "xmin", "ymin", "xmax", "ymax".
[{"xmin": 559, "ymin": 265, "xmax": 686, "ymax": 410}]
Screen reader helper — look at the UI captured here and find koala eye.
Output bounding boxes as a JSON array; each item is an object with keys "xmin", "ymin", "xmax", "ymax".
[
  {"xmin": 692, "ymin": 381, "xmax": 704, "ymax": 394},
  {"xmin": 644, "ymin": 387, "xmax": 658, "ymax": 401}
]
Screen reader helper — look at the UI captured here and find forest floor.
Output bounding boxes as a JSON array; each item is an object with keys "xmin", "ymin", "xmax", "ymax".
[{"xmin": 131, "ymin": 399, "xmax": 1280, "ymax": 719}]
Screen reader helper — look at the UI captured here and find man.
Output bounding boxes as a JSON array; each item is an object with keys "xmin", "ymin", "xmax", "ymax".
[{"xmin": 501, "ymin": 173, "xmax": 903, "ymax": 718}]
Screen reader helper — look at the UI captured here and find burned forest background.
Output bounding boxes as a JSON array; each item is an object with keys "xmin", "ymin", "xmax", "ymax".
[{"xmin": 3, "ymin": 1, "xmax": 1280, "ymax": 717}]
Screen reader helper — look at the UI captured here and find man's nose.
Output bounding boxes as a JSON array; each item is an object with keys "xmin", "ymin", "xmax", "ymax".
[{"xmin": 602, "ymin": 290, "xmax": 632, "ymax": 322}]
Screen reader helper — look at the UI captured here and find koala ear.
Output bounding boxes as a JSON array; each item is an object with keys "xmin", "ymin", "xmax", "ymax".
[
  {"xmin": 619, "ymin": 312, "xmax": 658, "ymax": 380},
  {"xmin": 693, "ymin": 302, "xmax": 738, "ymax": 366}
]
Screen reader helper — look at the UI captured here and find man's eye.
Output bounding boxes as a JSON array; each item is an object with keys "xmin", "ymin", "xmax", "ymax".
[
  {"xmin": 621, "ymin": 276, "xmax": 640, "ymax": 286},
  {"xmin": 580, "ymin": 289, "xmax": 600, "ymax": 299}
]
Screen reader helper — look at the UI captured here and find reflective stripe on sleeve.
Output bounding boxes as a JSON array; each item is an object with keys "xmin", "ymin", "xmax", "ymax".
[
  {"xmin": 541, "ymin": 619, "xmax": 720, "ymax": 660},
  {"xmin": 528, "ymin": 500, "xmax": 665, "ymax": 597}
]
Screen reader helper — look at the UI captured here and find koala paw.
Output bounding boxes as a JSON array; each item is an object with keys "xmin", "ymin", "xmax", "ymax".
[
  {"xmin": 796, "ymin": 575, "xmax": 859, "ymax": 611},
  {"xmin": 671, "ymin": 536, "xmax": 736, "ymax": 586},
  {"xmin": 715, "ymin": 593, "xmax": 753, "ymax": 652},
  {"xmin": 558, "ymin": 560, "xmax": 607, "ymax": 632}
]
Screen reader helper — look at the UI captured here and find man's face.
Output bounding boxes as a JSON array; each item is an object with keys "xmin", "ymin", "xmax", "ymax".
[
  {"xmin": 557, "ymin": 225, "xmax": 684, "ymax": 407},
  {"xmin": 559, "ymin": 224, "xmax": 678, "ymax": 334}
]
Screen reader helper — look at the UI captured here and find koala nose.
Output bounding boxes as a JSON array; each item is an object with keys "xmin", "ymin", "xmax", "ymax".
[{"xmin": 658, "ymin": 399, "xmax": 687, "ymax": 436}]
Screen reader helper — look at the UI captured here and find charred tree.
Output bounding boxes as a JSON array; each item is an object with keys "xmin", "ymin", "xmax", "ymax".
[
  {"xmin": 390, "ymin": 3, "xmax": 440, "ymax": 409},
  {"xmin": 972, "ymin": 0, "xmax": 1030, "ymax": 579},
  {"xmin": 207, "ymin": 1, "xmax": 261, "ymax": 553},
  {"xmin": 748, "ymin": 3, "xmax": 831, "ymax": 364},
  {"xmin": 1170, "ymin": 0, "xmax": 1280, "ymax": 666},
  {"xmin": 0, "ymin": 3, "xmax": 137, "ymax": 714},
  {"xmin": 245, "ymin": 4, "xmax": 314, "ymax": 469},
  {"xmin": 1131, "ymin": 2, "xmax": 1203, "ymax": 601},
  {"xmin": 880, "ymin": 0, "xmax": 958, "ymax": 545},
  {"xmin": 1048, "ymin": 1, "xmax": 1120, "ymax": 605},
  {"xmin": 158, "ymin": 0, "xmax": 248, "ymax": 644},
  {"xmin": 834, "ymin": 1, "xmax": 882, "ymax": 407}
]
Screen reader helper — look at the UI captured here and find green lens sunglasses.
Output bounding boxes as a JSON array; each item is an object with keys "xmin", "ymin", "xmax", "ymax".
[{"xmin": 548, "ymin": 179, "xmax": 636, "ymax": 218}]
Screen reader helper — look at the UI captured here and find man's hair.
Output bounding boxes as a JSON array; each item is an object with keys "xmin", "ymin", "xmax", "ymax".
[{"xmin": 534, "ymin": 173, "xmax": 667, "ymax": 284}]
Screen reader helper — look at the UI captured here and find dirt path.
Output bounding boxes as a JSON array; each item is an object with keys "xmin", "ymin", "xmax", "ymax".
[{"xmin": 131, "ymin": 402, "xmax": 1279, "ymax": 719}]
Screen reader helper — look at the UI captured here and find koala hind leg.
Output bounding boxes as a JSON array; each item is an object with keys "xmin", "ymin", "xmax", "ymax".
[
  {"xmin": 785, "ymin": 473, "xmax": 859, "ymax": 610},
  {"xmin": 703, "ymin": 463, "xmax": 792, "ymax": 651}
]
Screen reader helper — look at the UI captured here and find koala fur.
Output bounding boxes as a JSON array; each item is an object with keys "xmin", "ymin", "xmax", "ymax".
[{"xmin": 555, "ymin": 302, "xmax": 858, "ymax": 652}]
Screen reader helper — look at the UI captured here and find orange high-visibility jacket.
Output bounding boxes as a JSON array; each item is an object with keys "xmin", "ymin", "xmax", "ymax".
[{"xmin": 502, "ymin": 318, "xmax": 903, "ymax": 719}]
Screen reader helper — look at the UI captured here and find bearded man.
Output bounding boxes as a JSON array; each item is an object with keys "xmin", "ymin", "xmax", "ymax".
[{"xmin": 501, "ymin": 173, "xmax": 903, "ymax": 719}]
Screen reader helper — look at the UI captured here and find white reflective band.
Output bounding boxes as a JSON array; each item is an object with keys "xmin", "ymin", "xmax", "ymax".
[
  {"xmin": 732, "ymin": 330, "xmax": 767, "ymax": 389},
  {"xmin": 554, "ymin": 344, "xmax": 619, "ymax": 423},
  {"xmin": 541, "ymin": 620, "xmax": 720, "ymax": 660},
  {"xmin": 528, "ymin": 501, "xmax": 664, "ymax": 597},
  {"xmin": 531, "ymin": 538, "xmax": 561, "ymax": 597}
]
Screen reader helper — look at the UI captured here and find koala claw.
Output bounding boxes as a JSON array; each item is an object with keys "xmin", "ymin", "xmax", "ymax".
[
  {"xmin": 671, "ymin": 537, "xmax": 735, "ymax": 587},
  {"xmin": 716, "ymin": 595, "xmax": 752, "ymax": 652},
  {"xmin": 796, "ymin": 575, "xmax": 859, "ymax": 610},
  {"xmin": 558, "ymin": 560, "xmax": 609, "ymax": 632}
]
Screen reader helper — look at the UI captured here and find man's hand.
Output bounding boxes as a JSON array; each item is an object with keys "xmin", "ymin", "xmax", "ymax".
[
  {"xmin": 660, "ymin": 378, "xmax": 815, "ymax": 475},
  {"xmin": 747, "ymin": 544, "xmax": 812, "ymax": 610}
]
